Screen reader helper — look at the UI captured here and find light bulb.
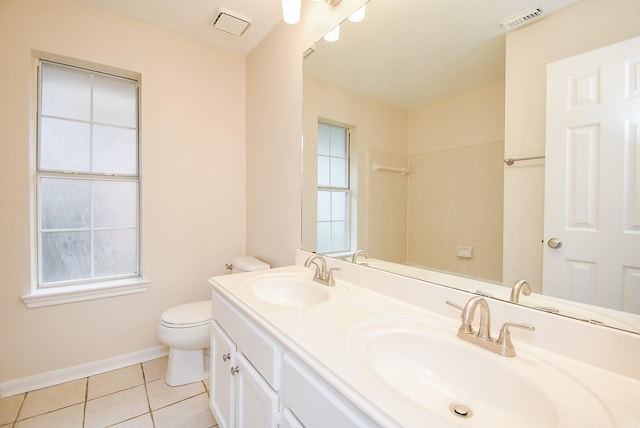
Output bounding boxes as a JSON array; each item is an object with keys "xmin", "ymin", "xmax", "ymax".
[
  {"xmin": 323, "ymin": 25, "xmax": 340, "ymax": 42},
  {"xmin": 282, "ymin": 0, "xmax": 301, "ymax": 24},
  {"xmin": 348, "ymin": 5, "xmax": 366, "ymax": 22}
]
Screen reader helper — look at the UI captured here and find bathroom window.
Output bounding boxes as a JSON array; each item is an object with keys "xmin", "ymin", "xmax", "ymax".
[
  {"xmin": 34, "ymin": 60, "xmax": 141, "ymax": 291},
  {"xmin": 316, "ymin": 122, "xmax": 351, "ymax": 254}
]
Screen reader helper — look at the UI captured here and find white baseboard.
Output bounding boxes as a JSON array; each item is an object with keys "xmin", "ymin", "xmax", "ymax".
[{"xmin": 0, "ymin": 345, "xmax": 169, "ymax": 398}]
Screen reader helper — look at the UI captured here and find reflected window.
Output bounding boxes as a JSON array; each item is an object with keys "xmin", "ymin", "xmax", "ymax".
[
  {"xmin": 36, "ymin": 60, "xmax": 140, "ymax": 288},
  {"xmin": 316, "ymin": 122, "xmax": 351, "ymax": 254}
]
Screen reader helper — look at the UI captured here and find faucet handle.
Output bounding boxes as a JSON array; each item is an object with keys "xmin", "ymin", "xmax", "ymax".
[
  {"xmin": 445, "ymin": 300, "xmax": 464, "ymax": 311},
  {"xmin": 327, "ymin": 267, "xmax": 341, "ymax": 286},
  {"xmin": 496, "ymin": 322, "xmax": 535, "ymax": 356}
]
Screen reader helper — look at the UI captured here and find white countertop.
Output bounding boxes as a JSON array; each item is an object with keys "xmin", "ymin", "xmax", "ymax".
[{"xmin": 209, "ymin": 264, "xmax": 640, "ymax": 427}]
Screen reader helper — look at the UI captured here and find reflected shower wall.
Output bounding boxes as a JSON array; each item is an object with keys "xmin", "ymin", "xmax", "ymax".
[
  {"xmin": 367, "ymin": 150, "xmax": 408, "ymax": 263},
  {"xmin": 407, "ymin": 141, "xmax": 504, "ymax": 281}
]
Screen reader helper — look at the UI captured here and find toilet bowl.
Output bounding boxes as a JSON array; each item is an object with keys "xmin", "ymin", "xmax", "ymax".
[
  {"xmin": 157, "ymin": 256, "xmax": 270, "ymax": 386},
  {"xmin": 158, "ymin": 300, "xmax": 212, "ymax": 386}
]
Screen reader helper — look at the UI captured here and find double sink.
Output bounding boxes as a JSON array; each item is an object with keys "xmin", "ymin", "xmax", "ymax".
[{"xmin": 231, "ymin": 268, "xmax": 614, "ymax": 427}]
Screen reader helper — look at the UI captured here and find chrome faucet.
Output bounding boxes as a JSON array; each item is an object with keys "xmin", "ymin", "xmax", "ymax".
[
  {"xmin": 510, "ymin": 279, "xmax": 532, "ymax": 303},
  {"xmin": 446, "ymin": 296, "xmax": 535, "ymax": 357},
  {"xmin": 351, "ymin": 249, "xmax": 370, "ymax": 264},
  {"xmin": 510, "ymin": 279, "xmax": 560, "ymax": 313},
  {"xmin": 304, "ymin": 255, "xmax": 340, "ymax": 286},
  {"xmin": 459, "ymin": 296, "xmax": 492, "ymax": 339}
]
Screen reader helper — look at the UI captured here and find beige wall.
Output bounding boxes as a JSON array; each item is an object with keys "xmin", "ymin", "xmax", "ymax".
[
  {"xmin": 301, "ymin": 77, "xmax": 504, "ymax": 272},
  {"xmin": 408, "ymin": 81, "xmax": 505, "ymax": 154},
  {"xmin": 0, "ymin": 0, "xmax": 246, "ymax": 384},
  {"xmin": 503, "ymin": 0, "xmax": 640, "ymax": 291},
  {"xmin": 302, "ymin": 77, "xmax": 408, "ymax": 260},
  {"xmin": 244, "ymin": 22, "xmax": 303, "ymax": 268},
  {"xmin": 407, "ymin": 82, "xmax": 504, "ymax": 280},
  {"xmin": 245, "ymin": 0, "xmax": 368, "ymax": 267}
]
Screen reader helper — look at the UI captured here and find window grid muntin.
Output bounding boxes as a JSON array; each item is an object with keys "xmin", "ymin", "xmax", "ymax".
[
  {"xmin": 36, "ymin": 60, "xmax": 140, "ymax": 288},
  {"xmin": 317, "ymin": 122, "xmax": 351, "ymax": 254}
]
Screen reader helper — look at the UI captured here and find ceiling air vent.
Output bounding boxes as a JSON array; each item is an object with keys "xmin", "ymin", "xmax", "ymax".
[
  {"xmin": 212, "ymin": 7, "xmax": 252, "ymax": 37},
  {"xmin": 500, "ymin": 6, "xmax": 544, "ymax": 31}
]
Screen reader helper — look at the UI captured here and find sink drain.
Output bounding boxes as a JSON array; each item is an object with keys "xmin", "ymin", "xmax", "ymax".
[{"xmin": 449, "ymin": 402, "xmax": 473, "ymax": 419}]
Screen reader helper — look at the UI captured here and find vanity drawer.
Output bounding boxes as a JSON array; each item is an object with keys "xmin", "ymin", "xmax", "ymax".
[
  {"xmin": 212, "ymin": 290, "xmax": 282, "ymax": 390},
  {"xmin": 282, "ymin": 353, "xmax": 379, "ymax": 428}
]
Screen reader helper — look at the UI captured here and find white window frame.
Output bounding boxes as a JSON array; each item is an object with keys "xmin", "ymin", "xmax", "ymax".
[
  {"xmin": 316, "ymin": 122, "xmax": 354, "ymax": 255},
  {"xmin": 23, "ymin": 55, "xmax": 148, "ymax": 308}
]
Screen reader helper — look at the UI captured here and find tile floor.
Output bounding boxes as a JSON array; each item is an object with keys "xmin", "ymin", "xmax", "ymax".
[{"xmin": 0, "ymin": 357, "xmax": 217, "ymax": 428}]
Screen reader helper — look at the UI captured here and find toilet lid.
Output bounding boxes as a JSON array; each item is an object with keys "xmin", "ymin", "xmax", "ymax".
[{"xmin": 161, "ymin": 300, "xmax": 212, "ymax": 327}]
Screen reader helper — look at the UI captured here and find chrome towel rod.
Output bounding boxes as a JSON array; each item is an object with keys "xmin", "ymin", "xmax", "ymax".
[{"xmin": 504, "ymin": 155, "xmax": 545, "ymax": 165}]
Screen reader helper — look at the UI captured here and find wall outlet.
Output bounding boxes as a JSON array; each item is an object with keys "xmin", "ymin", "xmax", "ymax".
[{"xmin": 456, "ymin": 246, "xmax": 473, "ymax": 259}]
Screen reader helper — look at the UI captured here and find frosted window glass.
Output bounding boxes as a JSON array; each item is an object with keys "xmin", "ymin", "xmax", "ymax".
[
  {"xmin": 331, "ymin": 192, "xmax": 348, "ymax": 221},
  {"xmin": 93, "ymin": 74, "xmax": 137, "ymax": 128},
  {"xmin": 330, "ymin": 127, "xmax": 346, "ymax": 157},
  {"xmin": 40, "ymin": 178, "xmax": 91, "ymax": 229},
  {"xmin": 41, "ymin": 231, "xmax": 91, "ymax": 283},
  {"xmin": 330, "ymin": 158, "xmax": 347, "ymax": 187},
  {"xmin": 94, "ymin": 229, "xmax": 137, "ymax": 277},
  {"xmin": 317, "ymin": 223, "xmax": 331, "ymax": 253},
  {"xmin": 317, "ymin": 191, "xmax": 331, "ymax": 221},
  {"xmin": 36, "ymin": 60, "xmax": 140, "ymax": 288},
  {"xmin": 41, "ymin": 63, "xmax": 91, "ymax": 121},
  {"xmin": 94, "ymin": 181, "xmax": 137, "ymax": 228},
  {"xmin": 331, "ymin": 221, "xmax": 349, "ymax": 250},
  {"xmin": 40, "ymin": 117, "xmax": 91, "ymax": 171},
  {"xmin": 92, "ymin": 125, "xmax": 137, "ymax": 174},
  {"xmin": 318, "ymin": 124, "xmax": 330, "ymax": 155},
  {"xmin": 318, "ymin": 157, "xmax": 330, "ymax": 187}
]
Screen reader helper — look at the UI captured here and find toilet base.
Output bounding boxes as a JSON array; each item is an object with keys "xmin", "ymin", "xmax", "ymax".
[{"xmin": 165, "ymin": 347, "xmax": 208, "ymax": 386}]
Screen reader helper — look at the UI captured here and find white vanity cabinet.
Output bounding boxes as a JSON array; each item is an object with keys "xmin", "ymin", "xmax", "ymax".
[
  {"xmin": 210, "ymin": 288, "xmax": 382, "ymax": 428},
  {"xmin": 281, "ymin": 353, "xmax": 379, "ymax": 428},
  {"xmin": 210, "ymin": 291, "xmax": 281, "ymax": 428}
]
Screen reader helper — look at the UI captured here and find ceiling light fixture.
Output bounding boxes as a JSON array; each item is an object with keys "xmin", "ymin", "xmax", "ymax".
[
  {"xmin": 282, "ymin": 0, "xmax": 345, "ymax": 25},
  {"xmin": 323, "ymin": 25, "xmax": 340, "ymax": 42},
  {"xmin": 282, "ymin": 0, "xmax": 302, "ymax": 24},
  {"xmin": 348, "ymin": 4, "xmax": 366, "ymax": 22}
]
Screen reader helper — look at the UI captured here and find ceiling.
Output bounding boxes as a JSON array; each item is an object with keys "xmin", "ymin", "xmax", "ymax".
[
  {"xmin": 81, "ymin": 0, "xmax": 284, "ymax": 55},
  {"xmin": 304, "ymin": 0, "xmax": 581, "ymax": 109},
  {"xmin": 80, "ymin": 0, "xmax": 581, "ymax": 108}
]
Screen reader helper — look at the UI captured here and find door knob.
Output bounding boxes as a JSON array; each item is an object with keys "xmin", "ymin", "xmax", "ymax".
[{"xmin": 547, "ymin": 238, "xmax": 562, "ymax": 249}]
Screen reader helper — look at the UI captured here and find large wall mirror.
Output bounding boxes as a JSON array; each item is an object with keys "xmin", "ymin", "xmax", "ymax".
[{"xmin": 302, "ymin": 0, "xmax": 640, "ymax": 334}]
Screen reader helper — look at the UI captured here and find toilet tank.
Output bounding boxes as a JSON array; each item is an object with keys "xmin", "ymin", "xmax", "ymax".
[{"xmin": 231, "ymin": 256, "xmax": 270, "ymax": 273}]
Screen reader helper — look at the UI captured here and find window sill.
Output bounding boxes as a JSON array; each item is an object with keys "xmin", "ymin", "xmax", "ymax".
[{"xmin": 22, "ymin": 278, "xmax": 149, "ymax": 308}]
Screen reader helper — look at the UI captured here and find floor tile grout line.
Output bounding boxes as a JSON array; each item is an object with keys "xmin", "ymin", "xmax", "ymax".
[
  {"xmin": 3, "ymin": 357, "xmax": 221, "ymax": 427},
  {"xmin": 141, "ymin": 362, "xmax": 157, "ymax": 428},
  {"xmin": 12, "ymin": 389, "xmax": 87, "ymax": 426},
  {"xmin": 11, "ymin": 390, "xmax": 26, "ymax": 426},
  {"xmin": 82, "ymin": 377, "xmax": 88, "ymax": 428},
  {"xmin": 150, "ymin": 390, "xmax": 209, "ymax": 414},
  {"xmin": 11, "ymin": 392, "xmax": 26, "ymax": 427}
]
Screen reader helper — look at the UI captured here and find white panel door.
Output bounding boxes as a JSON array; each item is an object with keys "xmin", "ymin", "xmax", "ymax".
[{"xmin": 543, "ymin": 35, "xmax": 640, "ymax": 313}]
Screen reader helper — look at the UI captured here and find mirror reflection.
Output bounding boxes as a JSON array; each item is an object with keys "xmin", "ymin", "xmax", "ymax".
[{"xmin": 302, "ymin": 0, "xmax": 640, "ymax": 333}]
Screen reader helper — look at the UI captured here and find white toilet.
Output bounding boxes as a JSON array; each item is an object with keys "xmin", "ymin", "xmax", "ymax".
[{"xmin": 157, "ymin": 256, "xmax": 270, "ymax": 386}]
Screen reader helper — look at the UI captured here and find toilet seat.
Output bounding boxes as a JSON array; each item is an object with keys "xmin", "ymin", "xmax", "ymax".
[{"xmin": 160, "ymin": 300, "xmax": 212, "ymax": 328}]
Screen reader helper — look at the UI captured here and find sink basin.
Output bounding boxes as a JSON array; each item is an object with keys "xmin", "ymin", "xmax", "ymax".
[
  {"xmin": 244, "ymin": 274, "xmax": 332, "ymax": 308},
  {"xmin": 349, "ymin": 317, "xmax": 612, "ymax": 427}
]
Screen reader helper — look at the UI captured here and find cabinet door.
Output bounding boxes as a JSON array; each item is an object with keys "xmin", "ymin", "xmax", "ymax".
[
  {"xmin": 211, "ymin": 322, "xmax": 236, "ymax": 428},
  {"xmin": 235, "ymin": 352, "xmax": 279, "ymax": 428},
  {"xmin": 281, "ymin": 408, "xmax": 304, "ymax": 428},
  {"xmin": 282, "ymin": 353, "xmax": 379, "ymax": 428}
]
